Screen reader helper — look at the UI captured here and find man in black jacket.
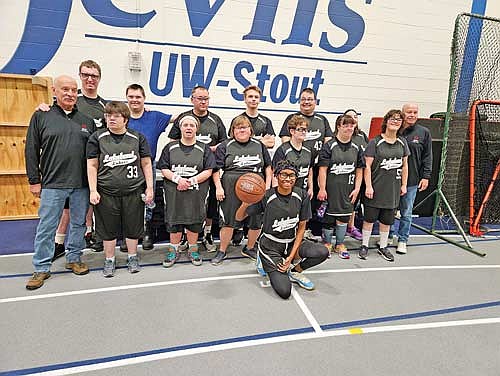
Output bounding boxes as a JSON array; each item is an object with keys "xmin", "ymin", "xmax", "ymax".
[
  {"xmin": 25, "ymin": 75, "xmax": 94, "ymax": 290},
  {"xmin": 392, "ymin": 103, "xmax": 432, "ymax": 254}
]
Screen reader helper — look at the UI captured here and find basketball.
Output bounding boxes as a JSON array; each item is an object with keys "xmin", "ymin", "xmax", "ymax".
[{"xmin": 235, "ymin": 173, "xmax": 266, "ymax": 204}]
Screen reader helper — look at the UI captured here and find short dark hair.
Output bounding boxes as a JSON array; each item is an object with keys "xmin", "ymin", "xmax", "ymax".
[
  {"xmin": 300, "ymin": 88, "xmax": 316, "ymax": 99},
  {"xmin": 243, "ymin": 85, "xmax": 262, "ymax": 98},
  {"xmin": 334, "ymin": 114, "xmax": 355, "ymax": 135},
  {"xmin": 104, "ymin": 101, "xmax": 130, "ymax": 122},
  {"xmin": 126, "ymin": 83, "xmax": 145, "ymax": 98},
  {"xmin": 381, "ymin": 109, "xmax": 404, "ymax": 134},
  {"xmin": 191, "ymin": 85, "xmax": 208, "ymax": 95},
  {"xmin": 79, "ymin": 60, "xmax": 101, "ymax": 76}
]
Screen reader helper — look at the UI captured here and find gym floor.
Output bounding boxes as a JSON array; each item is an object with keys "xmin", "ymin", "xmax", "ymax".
[{"xmin": 1, "ymin": 235, "xmax": 499, "ymax": 375}]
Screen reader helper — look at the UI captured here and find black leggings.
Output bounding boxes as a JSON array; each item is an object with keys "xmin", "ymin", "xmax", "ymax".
[{"xmin": 266, "ymin": 240, "xmax": 328, "ymax": 299}]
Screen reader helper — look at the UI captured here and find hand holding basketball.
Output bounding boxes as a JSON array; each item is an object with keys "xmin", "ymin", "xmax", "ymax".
[{"xmin": 235, "ymin": 173, "xmax": 266, "ymax": 204}]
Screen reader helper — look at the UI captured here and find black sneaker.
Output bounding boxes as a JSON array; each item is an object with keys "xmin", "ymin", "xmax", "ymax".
[
  {"xmin": 232, "ymin": 228, "xmax": 244, "ymax": 246},
  {"xmin": 52, "ymin": 243, "xmax": 65, "ymax": 262},
  {"xmin": 91, "ymin": 239, "xmax": 103, "ymax": 252},
  {"xmin": 142, "ymin": 222, "xmax": 154, "ymax": 251},
  {"xmin": 378, "ymin": 247, "xmax": 395, "ymax": 262},
  {"xmin": 358, "ymin": 245, "xmax": 369, "ymax": 260},
  {"xmin": 241, "ymin": 245, "xmax": 257, "ymax": 261},
  {"xmin": 211, "ymin": 251, "xmax": 227, "ymax": 266}
]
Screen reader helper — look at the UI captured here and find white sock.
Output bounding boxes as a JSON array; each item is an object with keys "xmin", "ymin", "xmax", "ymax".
[
  {"xmin": 362, "ymin": 229, "xmax": 372, "ymax": 247},
  {"xmin": 379, "ymin": 232, "xmax": 389, "ymax": 248},
  {"xmin": 106, "ymin": 256, "xmax": 115, "ymax": 262},
  {"xmin": 128, "ymin": 253, "xmax": 137, "ymax": 259},
  {"xmin": 55, "ymin": 233, "xmax": 65, "ymax": 244}
]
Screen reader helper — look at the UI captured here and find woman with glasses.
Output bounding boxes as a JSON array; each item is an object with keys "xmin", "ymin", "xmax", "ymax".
[
  {"xmin": 358, "ymin": 109, "xmax": 409, "ymax": 262},
  {"xmin": 235, "ymin": 160, "xmax": 329, "ymax": 299},
  {"xmin": 318, "ymin": 115, "xmax": 364, "ymax": 259},
  {"xmin": 211, "ymin": 115, "xmax": 272, "ymax": 265},
  {"xmin": 158, "ymin": 115, "xmax": 216, "ymax": 268},
  {"xmin": 272, "ymin": 114, "xmax": 314, "ymax": 198}
]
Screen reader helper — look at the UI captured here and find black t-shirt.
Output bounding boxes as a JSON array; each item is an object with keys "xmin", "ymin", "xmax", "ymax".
[
  {"xmin": 234, "ymin": 112, "xmax": 275, "ymax": 137},
  {"xmin": 215, "ymin": 138, "xmax": 271, "ymax": 173},
  {"xmin": 272, "ymin": 142, "xmax": 314, "ymax": 190},
  {"xmin": 168, "ymin": 110, "xmax": 227, "ymax": 147},
  {"xmin": 76, "ymin": 91, "xmax": 107, "ymax": 131}
]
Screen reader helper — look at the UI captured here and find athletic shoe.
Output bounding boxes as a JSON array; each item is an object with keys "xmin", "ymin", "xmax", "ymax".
[
  {"xmin": 203, "ymin": 233, "xmax": 217, "ymax": 252},
  {"xmin": 241, "ymin": 245, "xmax": 257, "ymax": 261},
  {"xmin": 211, "ymin": 251, "xmax": 227, "ymax": 266},
  {"xmin": 288, "ymin": 271, "xmax": 315, "ymax": 290},
  {"xmin": 378, "ymin": 247, "xmax": 395, "ymax": 262},
  {"xmin": 346, "ymin": 226, "xmax": 363, "ymax": 241},
  {"xmin": 189, "ymin": 245, "xmax": 203, "ymax": 266},
  {"xmin": 303, "ymin": 229, "xmax": 318, "ymax": 242},
  {"xmin": 178, "ymin": 232, "xmax": 189, "ymax": 252},
  {"xmin": 324, "ymin": 243, "xmax": 333, "ymax": 258},
  {"xmin": 103, "ymin": 259, "xmax": 115, "ymax": 278},
  {"xmin": 127, "ymin": 255, "xmax": 140, "ymax": 273},
  {"xmin": 232, "ymin": 228, "xmax": 244, "ymax": 246},
  {"xmin": 358, "ymin": 245, "xmax": 369, "ymax": 260},
  {"xmin": 26, "ymin": 272, "xmax": 51, "ymax": 290},
  {"xmin": 256, "ymin": 253, "xmax": 267, "ymax": 277},
  {"xmin": 65, "ymin": 262, "xmax": 89, "ymax": 275},
  {"xmin": 334, "ymin": 243, "xmax": 350, "ymax": 259},
  {"xmin": 91, "ymin": 239, "xmax": 104, "ymax": 252},
  {"xmin": 163, "ymin": 246, "xmax": 179, "ymax": 268},
  {"xmin": 52, "ymin": 243, "xmax": 65, "ymax": 262},
  {"xmin": 396, "ymin": 241, "xmax": 407, "ymax": 254}
]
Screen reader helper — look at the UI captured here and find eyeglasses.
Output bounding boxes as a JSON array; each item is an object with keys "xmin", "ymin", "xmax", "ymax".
[
  {"xmin": 300, "ymin": 98, "xmax": 315, "ymax": 103},
  {"xmin": 192, "ymin": 96, "xmax": 210, "ymax": 102},
  {"xmin": 389, "ymin": 117, "xmax": 403, "ymax": 122},
  {"xmin": 278, "ymin": 172, "xmax": 297, "ymax": 180},
  {"xmin": 234, "ymin": 126, "xmax": 250, "ymax": 131},
  {"xmin": 105, "ymin": 113, "xmax": 123, "ymax": 118},
  {"xmin": 293, "ymin": 127, "xmax": 308, "ymax": 133},
  {"xmin": 80, "ymin": 73, "xmax": 100, "ymax": 80}
]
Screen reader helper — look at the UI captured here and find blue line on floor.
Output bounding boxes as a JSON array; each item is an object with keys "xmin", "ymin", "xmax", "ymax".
[{"xmin": 2, "ymin": 300, "xmax": 500, "ymax": 375}]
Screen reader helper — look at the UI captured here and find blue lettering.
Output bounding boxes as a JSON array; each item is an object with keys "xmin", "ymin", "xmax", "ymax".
[
  {"xmin": 289, "ymin": 76, "xmax": 311, "ymax": 104},
  {"xmin": 231, "ymin": 61, "xmax": 254, "ymax": 101},
  {"xmin": 81, "ymin": 0, "xmax": 156, "ymax": 28},
  {"xmin": 319, "ymin": 0, "xmax": 365, "ymax": 53},
  {"xmin": 242, "ymin": 0, "xmax": 278, "ymax": 43},
  {"xmin": 255, "ymin": 65, "xmax": 271, "ymax": 102},
  {"xmin": 185, "ymin": 0, "xmax": 225, "ymax": 37},
  {"xmin": 149, "ymin": 52, "xmax": 177, "ymax": 97},
  {"xmin": 310, "ymin": 69, "xmax": 325, "ymax": 98},
  {"xmin": 269, "ymin": 74, "xmax": 289, "ymax": 103},
  {"xmin": 181, "ymin": 55, "xmax": 219, "ymax": 96},
  {"xmin": 282, "ymin": 0, "xmax": 318, "ymax": 47}
]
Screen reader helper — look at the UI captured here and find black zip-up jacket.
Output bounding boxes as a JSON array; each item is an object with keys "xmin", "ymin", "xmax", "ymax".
[
  {"xmin": 25, "ymin": 103, "xmax": 95, "ymax": 188},
  {"xmin": 400, "ymin": 123, "xmax": 433, "ymax": 187}
]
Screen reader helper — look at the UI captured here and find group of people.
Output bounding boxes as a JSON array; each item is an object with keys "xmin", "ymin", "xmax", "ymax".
[{"xmin": 24, "ymin": 60, "xmax": 433, "ymax": 300}]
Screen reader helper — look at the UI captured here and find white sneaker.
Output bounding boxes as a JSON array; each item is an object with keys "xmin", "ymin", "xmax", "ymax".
[{"xmin": 396, "ymin": 241, "xmax": 407, "ymax": 254}]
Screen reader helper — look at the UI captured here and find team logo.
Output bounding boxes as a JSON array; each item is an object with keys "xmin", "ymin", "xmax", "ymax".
[
  {"xmin": 81, "ymin": 124, "xmax": 89, "ymax": 133},
  {"xmin": 196, "ymin": 134, "xmax": 212, "ymax": 144},
  {"xmin": 298, "ymin": 166, "xmax": 309, "ymax": 178},
  {"xmin": 304, "ymin": 130, "xmax": 322, "ymax": 141},
  {"xmin": 233, "ymin": 155, "xmax": 262, "ymax": 168},
  {"xmin": 171, "ymin": 164, "xmax": 199, "ymax": 177},
  {"xmin": 330, "ymin": 162, "xmax": 355, "ymax": 175},
  {"xmin": 103, "ymin": 150, "xmax": 137, "ymax": 167},
  {"xmin": 94, "ymin": 118, "xmax": 104, "ymax": 128},
  {"xmin": 272, "ymin": 215, "xmax": 299, "ymax": 232},
  {"xmin": 380, "ymin": 157, "xmax": 403, "ymax": 170}
]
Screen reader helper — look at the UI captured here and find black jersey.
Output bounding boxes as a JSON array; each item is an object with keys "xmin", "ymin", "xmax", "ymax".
[
  {"xmin": 215, "ymin": 138, "xmax": 271, "ymax": 174},
  {"xmin": 87, "ymin": 129, "xmax": 151, "ymax": 196},
  {"xmin": 168, "ymin": 110, "xmax": 227, "ymax": 147},
  {"xmin": 76, "ymin": 90, "xmax": 107, "ymax": 131},
  {"xmin": 351, "ymin": 131, "xmax": 368, "ymax": 151},
  {"xmin": 279, "ymin": 112, "xmax": 333, "ymax": 159},
  {"xmin": 364, "ymin": 135, "xmax": 410, "ymax": 209},
  {"xmin": 318, "ymin": 138, "xmax": 364, "ymax": 216},
  {"xmin": 272, "ymin": 142, "xmax": 313, "ymax": 190},
  {"xmin": 236, "ymin": 112, "xmax": 275, "ymax": 137},
  {"xmin": 248, "ymin": 186, "xmax": 311, "ymax": 241},
  {"xmin": 158, "ymin": 140, "xmax": 215, "ymax": 225}
]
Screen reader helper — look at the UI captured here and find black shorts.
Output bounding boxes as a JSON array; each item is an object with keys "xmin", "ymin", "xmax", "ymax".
[
  {"xmin": 94, "ymin": 189, "xmax": 145, "ymax": 241},
  {"xmin": 323, "ymin": 214, "xmax": 350, "ymax": 226},
  {"xmin": 166, "ymin": 222, "xmax": 203, "ymax": 234},
  {"xmin": 363, "ymin": 205, "xmax": 396, "ymax": 225}
]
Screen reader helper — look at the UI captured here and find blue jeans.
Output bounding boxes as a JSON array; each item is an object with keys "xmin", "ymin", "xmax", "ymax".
[
  {"xmin": 145, "ymin": 161, "xmax": 157, "ymax": 222},
  {"xmin": 33, "ymin": 188, "xmax": 89, "ymax": 272},
  {"xmin": 390, "ymin": 185, "xmax": 418, "ymax": 243}
]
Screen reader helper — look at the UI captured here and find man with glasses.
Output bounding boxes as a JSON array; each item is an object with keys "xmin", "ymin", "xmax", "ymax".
[
  {"xmin": 278, "ymin": 88, "xmax": 334, "ymax": 240},
  {"xmin": 390, "ymin": 103, "xmax": 432, "ymax": 254},
  {"xmin": 168, "ymin": 86, "xmax": 227, "ymax": 251}
]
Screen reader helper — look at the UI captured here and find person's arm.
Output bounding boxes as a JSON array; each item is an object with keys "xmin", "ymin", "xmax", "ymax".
[
  {"xmin": 87, "ymin": 158, "xmax": 100, "ymax": 205},
  {"xmin": 161, "ymin": 168, "xmax": 192, "ymax": 191},
  {"xmin": 317, "ymin": 166, "xmax": 328, "ymax": 201},
  {"xmin": 264, "ymin": 165, "xmax": 272, "ymax": 190},
  {"xmin": 235, "ymin": 202, "xmax": 251, "ymax": 222},
  {"xmin": 364, "ymin": 156, "xmax": 374, "ymax": 199},
  {"xmin": 25, "ymin": 112, "xmax": 42, "ymax": 197},
  {"xmin": 401, "ymin": 156, "xmax": 408, "ymax": 196},
  {"xmin": 140, "ymin": 157, "xmax": 154, "ymax": 203},
  {"xmin": 350, "ymin": 168, "xmax": 363, "ymax": 204},
  {"xmin": 261, "ymin": 134, "xmax": 275, "ymax": 148},
  {"xmin": 278, "ymin": 220, "xmax": 306, "ymax": 272},
  {"xmin": 324, "ymin": 136, "xmax": 332, "ymax": 144},
  {"xmin": 213, "ymin": 170, "xmax": 225, "ymax": 201},
  {"xmin": 419, "ymin": 131, "xmax": 433, "ymax": 191}
]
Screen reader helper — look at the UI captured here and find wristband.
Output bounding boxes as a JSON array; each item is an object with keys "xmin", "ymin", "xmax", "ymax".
[{"xmin": 172, "ymin": 174, "xmax": 181, "ymax": 184}]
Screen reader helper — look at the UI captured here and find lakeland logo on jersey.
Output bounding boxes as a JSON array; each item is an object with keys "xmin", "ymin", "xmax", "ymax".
[
  {"xmin": 304, "ymin": 130, "xmax": 322, "ymax": 141},
  {"xmin": 103, "ymin": 151, "xmax": 137, "ymax": 167},
  {"xmin": 172, "ymin": 165, "xmax": 199, "ymax": 177},
  {"xmin": 330, "ymin": 162, "xmax": 355, "ymax": 175},
  {"xmin": 380, "ymin": 158, "xmax": 403, "ymax": 170},
  {"xmin": 272, "ymin": 216, "xmax": 300, "ymax": 233},
  {"xmin": 298, "ymin": 166, "xmax": 309, "ymax": 178},
  {"xmin": 233, "ymin": 155, "xmax": 262, "ymax": 168},
  {"xmin": 196, "ymin": 134, "xmax": 212, "ymax": 144}
]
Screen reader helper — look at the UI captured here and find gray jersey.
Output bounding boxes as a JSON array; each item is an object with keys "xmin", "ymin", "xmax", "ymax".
[
  {"xmin": 169, "ymin": 110, "xmax": 227, "ymax": 147},
  {"xmin": 76, "ymin": 91, "xmax": 107, "ymax": 131},
  {"xmin": 364, "ymin": 135, "xmax": 410, "ymax": 209},
  {"xmin": 237, "ymin": 112, "xmax": 275, "ymax": 137},
  {"xmin": 272, "ymin": 142, "xmax": 313, "ymax": 190},
  {"xmin": 318, "ymin": 138, "xmax": 364, "ymax": 216}
]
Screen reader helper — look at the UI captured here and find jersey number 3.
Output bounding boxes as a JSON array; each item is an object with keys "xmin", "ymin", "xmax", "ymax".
[{"xmin": 127, "ymin": 166, "xmax": 138, "ymax": 179}]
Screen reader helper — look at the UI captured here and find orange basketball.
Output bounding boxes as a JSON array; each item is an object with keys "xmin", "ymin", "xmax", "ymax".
[{"xmin": 235, "ymin": 173, "xmax": 266, "ymax": 204}]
